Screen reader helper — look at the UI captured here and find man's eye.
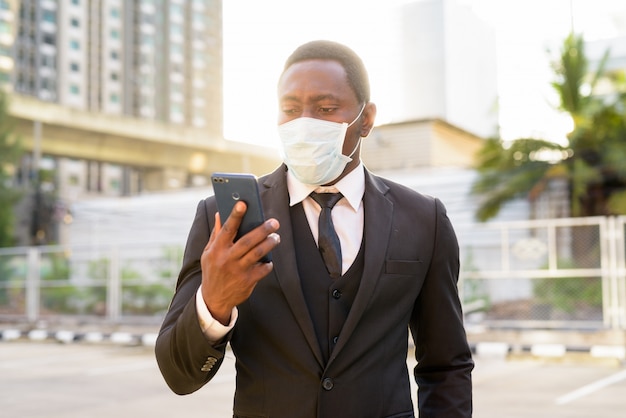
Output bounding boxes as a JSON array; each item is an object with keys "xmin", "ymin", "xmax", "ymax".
[
  {"xmin": 319, "ymin": 107, "xmax": 336, "ymax": 114},
  {"xmin": 283, "ymin": 108, "xmax": 300, "ymax": 115}
]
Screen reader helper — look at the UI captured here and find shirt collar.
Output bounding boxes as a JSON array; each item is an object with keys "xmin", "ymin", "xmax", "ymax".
[{"xmin": 287, "ymin": 163, "xmax": 365, "ymax": 212}]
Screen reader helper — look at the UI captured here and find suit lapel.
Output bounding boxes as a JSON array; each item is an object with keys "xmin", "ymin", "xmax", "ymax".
[
  {"xmin": 260, "ymin": 167, "xmax": 325, "ymax": 367},
  {"xmin": 328, "ymin": 170, "xmax": 392, "ymax": 365}
]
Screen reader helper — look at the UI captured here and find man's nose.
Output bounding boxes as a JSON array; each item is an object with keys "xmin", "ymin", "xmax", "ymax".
[{"xmin": 301, "ymin": 107, "xmax": 315, "ymax": 118}]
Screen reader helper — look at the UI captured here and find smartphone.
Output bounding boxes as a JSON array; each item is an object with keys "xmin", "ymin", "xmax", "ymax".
[{"xmin": 211, "ymin": 172, "xmax": 271, "ymax": 262}]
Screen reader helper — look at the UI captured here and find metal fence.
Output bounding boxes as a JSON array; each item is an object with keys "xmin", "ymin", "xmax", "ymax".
[
  {"xmin": 1, "ymin": 216, "xmax": 625, "ymax": 331},
  {"xmin": 460, "ymin": 216, "xmax": 626, "ymax": 330},
  {"xmin": 0, "ymin": 242, "xmax": 183, "ymax": 324}
]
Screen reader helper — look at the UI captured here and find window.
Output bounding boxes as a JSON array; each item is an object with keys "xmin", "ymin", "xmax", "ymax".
[
  {"xmin": 0, "ymin": 21, "xmax": 12, "ymax": 34},
  {"xmin": 170, "ymin": 4, "xmax": 183, "ymax": 17},
  {"xmin": 43, "ymin": 34, "xmax": 55, "ymax": 45},
  {"xmin": 70, "ymin": 40, "xmax": 80, "ymax": 50},
  {"xmin": 141, "ymin": 34, "xmax": 154, "ymax": 45},
  {"xmin": 110, "ymin": 8, "xmax": 120, "ymax": 18},
  {"xmin": 193, "ymin": 13, "xmax": 206, "ymax": 25},
  {"xmin": 110, "ymin": 72, "xmax": 118, "ymax": 81},
  {"xmin": 110, "ymin": 50, "xmax": 119, "ymax": 60},
  {"xmin": 42, "ymin": 10, "xmax": 56, "ymax": 23},
  {"xmin": 41, "ymin": 55, "xmax": 55, "ymax": 68},
  {"xmin": 110, "ymin": 29, "xmax": 120, "ymax": 39},
  {"xmin": 110, "ymin": 93, "xmax": 119, "ymax": 103},
  {"xmin": 70, "ymin": 18, "xmax": 80, "ymax": 28},
  {"xmin": 70, "ymin": 62, "xmax": 79, "ymax": 72},
  {"xmin": 170, "ymin": 43, "xmax": 183, "ymax": 54},
  {"xmin": 70, "ymin": 85, "xmax": 80, "ymax": 95},
  {"xmin": 72, "ymin": 0, "xmax": 80, "ymax": 5}
]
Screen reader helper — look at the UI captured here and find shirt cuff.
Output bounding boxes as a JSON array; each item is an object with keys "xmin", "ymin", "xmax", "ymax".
[{"xmin": 195, "ymin": 286, "xmax": 238, "ymax": 344}]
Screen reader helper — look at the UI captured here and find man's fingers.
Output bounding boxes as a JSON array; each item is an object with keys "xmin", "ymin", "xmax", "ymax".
[
  {"xmin": 230, "ymin": 218, "xmax": 280, "ymax": 261},
  {"xmin": 204, "ymin": 202, "xmax": 280, "ymax": 265},
  {"xmin": 205, "ymin": 212, "xmax": 222, "ymax": 250},
  {"xmin": 244, "ymin": 231, "xmax": 280, "ymax": 264},
  {"xmin": 219, "ymin": 201, "xmax": 247, "ymax": 240}
]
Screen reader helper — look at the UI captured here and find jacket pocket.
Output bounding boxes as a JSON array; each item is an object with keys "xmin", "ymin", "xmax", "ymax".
[{"xmin": 385, "ymin": 260, "xmax": 422, "ymax": 276}]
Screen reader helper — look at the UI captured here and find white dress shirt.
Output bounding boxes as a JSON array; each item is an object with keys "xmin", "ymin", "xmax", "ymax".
[{"xmin": 196, "ymin": 164, "xmax": 366, "ymax": 342}]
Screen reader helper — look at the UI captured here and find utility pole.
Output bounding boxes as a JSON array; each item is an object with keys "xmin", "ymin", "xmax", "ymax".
[{"xmin": 31, "ymin": 120, "xmax": 43, "ymax": 245}]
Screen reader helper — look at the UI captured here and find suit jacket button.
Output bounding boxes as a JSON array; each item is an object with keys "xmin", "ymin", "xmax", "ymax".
[
  {"xmin": 332, "ymin": 289, "xmax": 342, "ymax": 299},
  {"xmin": 322, "ymin": 377, "xmax": 334, "ymax": 391}
]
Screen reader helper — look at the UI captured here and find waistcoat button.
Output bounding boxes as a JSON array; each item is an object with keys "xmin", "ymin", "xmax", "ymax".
[{"xmin": 322, "ymin": 377, "xmax": 334, "ymax": 391}]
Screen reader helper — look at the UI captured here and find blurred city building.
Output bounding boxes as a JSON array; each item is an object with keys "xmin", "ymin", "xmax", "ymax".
[
  {"xmin": 0, "ymin": 0, "xmax": 244, "ymax": 195},
  {"xmin": 391, "ymin": 0, "xmax": 499, "ymax": 139},
  {"xmin": 362, "ymin": 118, "xmax": 482, "ymax": 171},
  {"xmin": 10, "ymin": 0, "xmax": 222, "ymax": 134},
  {"xmin": 0, "ymin": 0, "xmax": 280, "ymax": 245}
]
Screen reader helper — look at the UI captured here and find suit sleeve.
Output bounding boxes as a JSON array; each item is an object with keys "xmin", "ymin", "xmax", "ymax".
[
  {"xmin": 410, "ymin": 198, "xmax": 474, "ymax": 417},
  {"xmin": 154, "ymin": 198, "xmax": 231, "ymax": 395}
]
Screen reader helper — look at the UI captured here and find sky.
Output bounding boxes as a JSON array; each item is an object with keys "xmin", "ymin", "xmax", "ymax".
[{"xmin": 221, "ymin": 0, "xmax": 626, "ymax": 148}]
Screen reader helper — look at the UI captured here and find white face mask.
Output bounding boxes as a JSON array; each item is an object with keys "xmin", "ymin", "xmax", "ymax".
[{"xmin": 277, "ymin": 104, "xmax": 365, "ymax": 185}]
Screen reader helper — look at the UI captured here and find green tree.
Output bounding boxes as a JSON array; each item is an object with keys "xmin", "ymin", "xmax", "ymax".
[
  {"xmin": 0, "ymin": 91, "xmax": 22, "ymax": 247},
  {"xmin": 472, "ymin": 32, "xmax": 626, "ymax": 221}
]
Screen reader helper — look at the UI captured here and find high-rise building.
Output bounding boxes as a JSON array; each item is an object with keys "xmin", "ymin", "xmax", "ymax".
[
  {"xmin": 0, "ymin": 1, "xmax": 18, "ymax": 88},
  {"xmin": 7, "ymin": 0, "xmax": 222, "ymax": 138},
  {"xmin": 394, "ymin": 0, "xmax": 498, "ymax": 138}
]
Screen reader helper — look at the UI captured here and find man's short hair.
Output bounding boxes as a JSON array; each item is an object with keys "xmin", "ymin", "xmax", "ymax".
[{"xmin": 282, "ymin": 40, "xmax": 370, "ymax": 103}]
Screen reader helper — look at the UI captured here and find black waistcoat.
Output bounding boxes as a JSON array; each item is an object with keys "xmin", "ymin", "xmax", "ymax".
[{"xmin": 290, "ymin": 203, "xmax": 365, "ymax": 363}]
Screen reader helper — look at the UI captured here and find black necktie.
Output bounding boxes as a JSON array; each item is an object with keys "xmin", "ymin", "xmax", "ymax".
[{"xmin": 310, "ymin": 192, "xmax": 343, "ymax": 279}]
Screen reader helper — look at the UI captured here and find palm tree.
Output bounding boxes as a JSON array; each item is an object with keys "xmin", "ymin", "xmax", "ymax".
[{"xmin": 472, "ymin": 32, "xmax": 626, "ymax": 221}]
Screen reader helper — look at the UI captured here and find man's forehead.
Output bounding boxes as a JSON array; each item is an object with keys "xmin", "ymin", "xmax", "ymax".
[
  {"xmin": 278, "ymin": 60, "xmax": 354, "ymax": 98},
  {"xmin": 280, "ymin": 59, "xmax": 347, "ymax": 83}
]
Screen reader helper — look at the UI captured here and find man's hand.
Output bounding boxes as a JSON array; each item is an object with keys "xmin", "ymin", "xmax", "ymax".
[{"xmin": 200, "ymin": 201, "xmax": 280, "ymax": 325}]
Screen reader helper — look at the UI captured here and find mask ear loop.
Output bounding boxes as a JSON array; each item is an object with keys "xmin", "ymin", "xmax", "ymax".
[
  {"xmin": 345, "ymin": 103, "xmax": 367, "ymax": 159},
  {"xmin": 347, "ymin": 103, "xmax": 367, "ymax": 128}
]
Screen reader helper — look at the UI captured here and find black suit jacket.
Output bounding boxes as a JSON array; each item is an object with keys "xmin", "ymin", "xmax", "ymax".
[{"xmin": 155, "ymin": 165, "xmax": 473, "ymax": 417}]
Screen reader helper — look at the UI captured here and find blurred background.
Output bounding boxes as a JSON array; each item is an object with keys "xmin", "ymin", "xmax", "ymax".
[{"xmin": 0, "ymin": 0, "xmax": 625, "ymax": 358}]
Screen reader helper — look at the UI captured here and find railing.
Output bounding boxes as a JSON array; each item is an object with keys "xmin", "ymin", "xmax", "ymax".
[
  {"xmin": 0, "ymin": 242, "xmax": 183, "ymax": 324},
  {"xmin": 459, "ymin": 216, "xmax": 626, "ymax": 330},
  {"xmin": 1, "ymin": 216, "xmax": 625, "ymax": 331}
]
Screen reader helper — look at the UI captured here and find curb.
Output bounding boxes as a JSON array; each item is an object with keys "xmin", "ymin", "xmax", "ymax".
[
  {"xmin": 471, "ymin": 341, "xmax": 626, "ymax": 361},
  {"xmin": 0, "ymin": 328, "xmax": 159, "ymax": 347},
  {"xmin": 2, "ymin": 328, "xmax": 625, "ymax": 361}
]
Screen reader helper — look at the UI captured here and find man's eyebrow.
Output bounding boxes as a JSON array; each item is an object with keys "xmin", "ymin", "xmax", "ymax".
[
  {"xmin": 279, "ymin": 94, "xmax": 340, "ymax": 103},
  {"xmin": 310, "ymin": 94, "xmax": 340, "ymax": 102},
  {"xmin": 279, "ymin": 94, "xmax": 300, "ymax": 102}
]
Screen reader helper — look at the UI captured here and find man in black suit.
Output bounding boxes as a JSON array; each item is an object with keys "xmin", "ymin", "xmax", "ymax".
[{"xmin": 156, "ymin": 40, "xmax": 473, "ymax": 417}]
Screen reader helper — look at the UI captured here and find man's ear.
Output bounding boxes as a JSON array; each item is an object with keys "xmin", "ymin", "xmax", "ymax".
[{"xmin": 360, "ymin": 102, "xmax": 377, "ymax": 138}]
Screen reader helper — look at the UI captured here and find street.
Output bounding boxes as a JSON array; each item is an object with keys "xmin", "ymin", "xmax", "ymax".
[{"xmin": 1, "ymin": 341, "xmax": 625, "ymax": 417}]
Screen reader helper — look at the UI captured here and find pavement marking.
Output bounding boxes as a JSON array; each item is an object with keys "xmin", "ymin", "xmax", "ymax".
[{"xmin": 555, "ymin": 368, "xmax": 626, "ymax": 405}]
